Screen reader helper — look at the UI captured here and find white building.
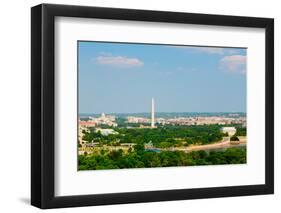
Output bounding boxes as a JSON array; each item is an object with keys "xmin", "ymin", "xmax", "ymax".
[
  {"xmin": 220, "ymin": 127, "xmax": 237, "ymax": 136},
  {"xmin": 95, "ymin": 128, "xmax": 119, "ymax": 136},
  {"xmin": 78, "ymin": 126, "xmax": 89, "ymax": 145},
  {"xmin": 89, "ymin": 113, "xmax": 117, "ymax": 127},
  {"xmin": 127, "ymin": 116, "xmax": 150, "ymax": 123}
]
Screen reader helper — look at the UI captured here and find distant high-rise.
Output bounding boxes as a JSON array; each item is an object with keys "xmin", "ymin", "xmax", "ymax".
[{"xmin": 151, "ymin": 98, "xmax": 155, "ymax": 127}]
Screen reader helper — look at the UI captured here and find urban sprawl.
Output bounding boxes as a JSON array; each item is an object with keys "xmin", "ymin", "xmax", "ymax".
[{"xmin": 78, "ymin": 98, "xmax": 247, "ymax": 171}]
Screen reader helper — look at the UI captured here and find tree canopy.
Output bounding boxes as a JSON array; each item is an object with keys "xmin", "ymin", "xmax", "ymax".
[{"xmin": 79, "ymin": 147, "xmax": 246, "ymax": 170}]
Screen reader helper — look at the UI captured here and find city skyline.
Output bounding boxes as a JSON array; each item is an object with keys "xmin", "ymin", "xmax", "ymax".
[{"xmin": 79, "ymin": 41, "xmax": 247, "ymax": 114}]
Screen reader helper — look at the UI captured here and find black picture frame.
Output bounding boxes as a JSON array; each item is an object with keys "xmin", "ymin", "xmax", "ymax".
[{"xmin": 31, "ymin": 3, "xmax": 274, "ymax": 209}]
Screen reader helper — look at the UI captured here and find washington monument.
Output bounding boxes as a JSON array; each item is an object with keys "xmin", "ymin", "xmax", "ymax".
[{"xmin": 151, "ymin": 98, "xmax": 155, "ymax": 128}]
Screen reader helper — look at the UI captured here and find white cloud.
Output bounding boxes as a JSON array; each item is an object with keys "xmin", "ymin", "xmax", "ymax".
[
  {"xmin": 95, "ymin": 55, "xmax": 144, "ymax": 68},
  {"xmin": 225, "ymin": 49, "xmax": 241, "ymax": 55},
  {"xmin": 191, "ymin": 47, "xmax": 225, "ymax": 54},
  {"xmin": 219, "ymin": 55, "xmax": 246, "ymax": 74},
  {"xmin": 174, "ymin": 46, "xmax": 224, "ymax": 54},
  {"xmin": 174, "ymin": 46, "xmax": 242, "ymax": 55}
]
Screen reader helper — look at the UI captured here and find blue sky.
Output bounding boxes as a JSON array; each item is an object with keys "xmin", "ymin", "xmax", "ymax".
[{"xmin": 78, "ymin": 41, "xmax": 246, "ymax": 114}]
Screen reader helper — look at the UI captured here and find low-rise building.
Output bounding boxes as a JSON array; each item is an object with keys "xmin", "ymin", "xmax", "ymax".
[
  {"xmin": 95, "ymin": 128, "xmax": 119, "ymax": 136},
  {"xmin": 220, "ymin": 127, "xmax": 237, "ymax": 136},
  {"xmin": 89, "ymin": 113, "xmax": 118, "ymax": 127},
  {"xmin": 79, "ymin": 120, "xmax": 96, "ymax": 127}
]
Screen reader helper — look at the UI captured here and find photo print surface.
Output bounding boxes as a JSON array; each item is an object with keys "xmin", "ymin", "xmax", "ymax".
[{"xmin": 78, "ymin": 41, "xmax": 247, "ymax": 171}]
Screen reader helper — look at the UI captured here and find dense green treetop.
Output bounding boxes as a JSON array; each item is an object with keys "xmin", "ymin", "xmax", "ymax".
[
  {"xmin": 82, "ymin": 124, "xmax": 230, "ymax": 147},
  {"xmin": 78, "ymin": 147, "xmax": 246, "ymax": 170}
]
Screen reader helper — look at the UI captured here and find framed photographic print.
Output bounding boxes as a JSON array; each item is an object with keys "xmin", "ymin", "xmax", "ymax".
[{"xmin": 31, "ymin": 3, "xmax": 274, "ymax": 209}]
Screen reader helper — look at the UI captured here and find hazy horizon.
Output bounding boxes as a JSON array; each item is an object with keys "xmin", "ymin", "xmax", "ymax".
[{"xmin": 79, "ymin": 111, "xmax": 246, "ymax": 116}]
